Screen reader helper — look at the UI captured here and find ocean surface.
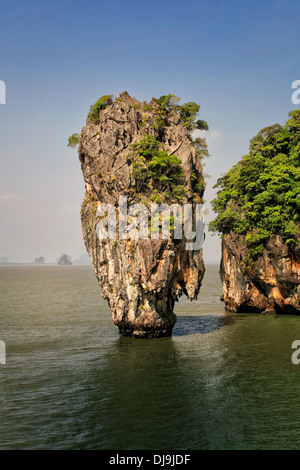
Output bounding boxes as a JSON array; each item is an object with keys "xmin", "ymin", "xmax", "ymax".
[{"xmin": 1, "ymin": 263, "xmax": 300, "ymax": 450}]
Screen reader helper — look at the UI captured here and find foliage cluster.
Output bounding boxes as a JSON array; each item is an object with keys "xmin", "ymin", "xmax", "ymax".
[
  {"xmin": 126, "ymin": 134, "xmax": 187, "ymax": 201},
  {"xmin": 152, "ymin": 94, "xmax": 209, "ymax": 136},
  {"xmin": 67, "ymin": 133, "xmax": 81, "ymax": 148},
  {"xmin": 209, "ymin": 110, "xmax": 300, "ymax": 261},
  {"xmin": 87, "ymin": 95, "xmax": 114, "ymax": 123}
]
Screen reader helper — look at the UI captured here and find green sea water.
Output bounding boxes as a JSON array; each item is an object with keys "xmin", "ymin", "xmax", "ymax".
[{"xmin": 1, "ymin": 263, "xmax": 300, "ymax": 450}]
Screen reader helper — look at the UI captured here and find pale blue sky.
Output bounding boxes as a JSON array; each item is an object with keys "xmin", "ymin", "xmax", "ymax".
[{"xmin": 0, "ymin": 0, "xmax": 299, "ymax": 262}]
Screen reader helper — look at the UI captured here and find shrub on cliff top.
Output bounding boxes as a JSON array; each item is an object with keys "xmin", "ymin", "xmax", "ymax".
[
  {"xmin": 88, "ymin": 95, "xmax": 114, "ymax": 123},
  {"xmin": 178, "ymin": 102, "xmax": 209, "ymax": 133},
  {"xmin": 209, "ymin": 110, "xmax": 300, "ymax": 260},
  {"xmin": 153, "ymin": 94, "xmax": 180, "ymax": 112},
  {"xmin": 152, "ymin": 94, "xmax": 209, "ymax": 137}
]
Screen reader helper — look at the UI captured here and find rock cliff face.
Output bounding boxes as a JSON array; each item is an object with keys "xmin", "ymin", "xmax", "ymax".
[
  {"xmin": 78, "ymin": 91, "xmax": 206, "ymax": 337},
  {"xmin": 221, "ymin": 233, "xmax": 300, "ymax": 314}
]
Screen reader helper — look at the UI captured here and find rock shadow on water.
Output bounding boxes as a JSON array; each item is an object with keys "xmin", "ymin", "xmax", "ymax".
[{"xmin": 172, "ymin": 315, "xmax": 234, "ymax": 337}]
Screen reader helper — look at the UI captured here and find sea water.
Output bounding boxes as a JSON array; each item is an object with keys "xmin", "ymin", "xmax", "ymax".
[{"xmin": 1, "ymin": 264, "xmax": 300, "ymax": 450}]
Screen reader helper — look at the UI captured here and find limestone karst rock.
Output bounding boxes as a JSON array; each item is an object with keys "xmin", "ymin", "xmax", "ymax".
[
  {"xmin": 57, "ymin": 254, "xmax": 72, "ymax": 266},
  {"xmin": 220, "ymin": 233, "xmax": 300, "ymax": 313},
  {"xmin": 210, "ymin": 111, "xmax": 300, "ymax": 314},
  {"xmin": 78, "ymin": 92, "xmax": 207, "ymax": 337}
]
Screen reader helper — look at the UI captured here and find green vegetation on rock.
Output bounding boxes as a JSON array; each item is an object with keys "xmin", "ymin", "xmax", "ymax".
[
  {"xmin": 178, "ymin": 101, "xmax": 209, "ymax": 133},
  {"xmin": 74, "ymin": 92, "xmax": 207, "ymax": 209},
  {"xmin": 87, "ymin": 95, "xmax": 114, "ymax": 123},
  {"xmin": 152, "ymin": 94, "xmax": 209, "ymax": 137},
  {"xmin": 153, "ymin": 94, "xmax": 180, "ymax": 112},
  {"xmin": 67, "ymin": 133, "xmax": 81, "ymax": 148},
  {"xmin": 126, "ymin": 134, "xmax": 187, "ymax": 201},
  {"xmin": 209, "ymin": 110, "xmax": 300, "ymax": 261}
]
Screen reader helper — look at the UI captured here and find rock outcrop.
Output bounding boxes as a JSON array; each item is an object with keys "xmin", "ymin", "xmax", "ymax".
[
  {"xmin": 58, "ymin": 254, "xmax": 72, "ymax": 265},
  {"xmin": 210, "ymin": 111, "xmax": 300, "ymax": 315},
  {"xmin": 221, "ymin": 233, "xmax": 300, "ymax": 314},
  {"xmin": 79, "ymin": 91, "xmax": 206, "ymax": 337}
]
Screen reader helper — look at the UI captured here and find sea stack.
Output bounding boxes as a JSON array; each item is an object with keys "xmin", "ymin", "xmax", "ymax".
[
  {"xmin": 57, "ymin": 254, "xmax": 72, "ymax": 266},
  {"xmin": 78, "ymin": 91, "xmax": 207, "ymax": 337},
  {"xmin": 210, "ymin": 111, "xmax": 300, "ymax": 314}
]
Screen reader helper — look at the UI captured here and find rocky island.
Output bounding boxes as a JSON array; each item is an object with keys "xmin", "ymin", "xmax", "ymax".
[
  {"xmin": 210, "ymin": 110, "xmax": 300, "ymax": 314},
  {"xmin": 57, "ymin": 254, "xmax": 72, "ymax": 266},
  {"xmin": 74, "ymin": 91, "xmax": 208, "ymax": 337}
]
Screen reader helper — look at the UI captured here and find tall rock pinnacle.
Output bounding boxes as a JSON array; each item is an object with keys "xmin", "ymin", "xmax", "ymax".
[{"xmin": 78, "ymin": 91, "xmax": 207, "ymax": 337}]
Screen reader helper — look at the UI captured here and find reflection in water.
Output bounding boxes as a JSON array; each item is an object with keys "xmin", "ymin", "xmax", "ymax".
[
  {"xmin": 81, "ymin": 314, "xmax": 237, "ymax": 450},
  {"xmin": 73, "ymin": 336, "xmax": 184, "ymax": 449},
  {"xmin": 173, "ymin": 315, "xmax": 234, "ymax": 337}
]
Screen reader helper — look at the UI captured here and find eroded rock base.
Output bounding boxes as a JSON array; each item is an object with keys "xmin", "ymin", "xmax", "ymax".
[{"xmin": 221, "ymin": 233, "xmax": 300, "ymax": 314}]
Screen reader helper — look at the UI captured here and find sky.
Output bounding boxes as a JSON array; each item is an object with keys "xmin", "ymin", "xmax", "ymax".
[{"xmin": 0, "ymin": 0, "xmax": 299, "ymax": 263}]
